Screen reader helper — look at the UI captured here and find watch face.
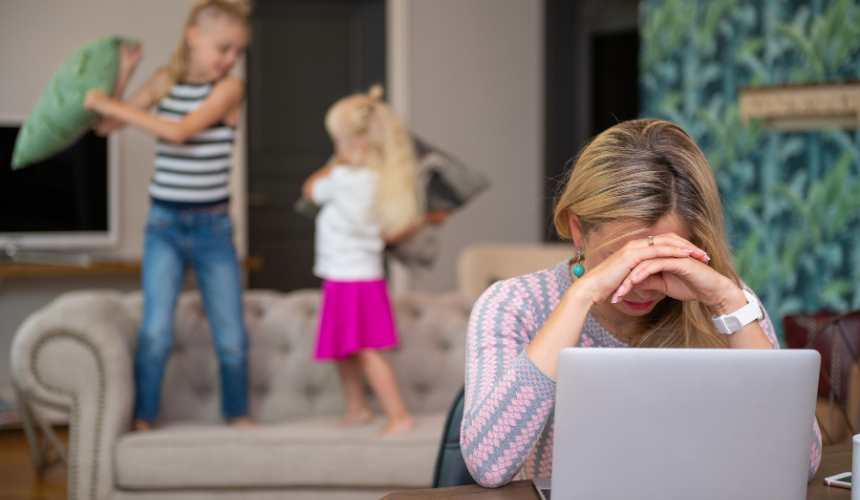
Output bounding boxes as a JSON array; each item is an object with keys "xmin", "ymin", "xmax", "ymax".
[{"xmin": 727, "ymin": 317, "xmax": 742, "ymax": 332}]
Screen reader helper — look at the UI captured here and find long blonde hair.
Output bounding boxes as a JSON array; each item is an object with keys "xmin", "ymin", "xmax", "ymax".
[
  {"xmin": 169, "ymin": 0, "xmax": 251, "ymax": 84},
  {"xmin": 324, "ymin": 86, "xmax": 421, "ymax": 238},
  {"xmin": 554, "ymin": 119, "xmax": 736, "ymax": 348}
]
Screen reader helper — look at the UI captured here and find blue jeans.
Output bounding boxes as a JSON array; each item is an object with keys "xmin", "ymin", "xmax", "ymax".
[{"xmin": 135, "ymin": 203, "xmax": 249, "ymax": 421}]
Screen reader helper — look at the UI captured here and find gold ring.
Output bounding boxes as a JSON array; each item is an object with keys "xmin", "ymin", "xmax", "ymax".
[{"xmin": 648, "ymin": 236, "xmax": 655, "ymax": 246}]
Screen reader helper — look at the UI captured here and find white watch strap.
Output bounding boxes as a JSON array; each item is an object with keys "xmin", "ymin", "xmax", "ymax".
[{"xmin": 712, "ymin": 289, "xmax": 764, "ymax": 334}]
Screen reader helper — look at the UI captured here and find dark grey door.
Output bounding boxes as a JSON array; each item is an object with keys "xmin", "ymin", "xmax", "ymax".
[{"xmin": 247, "ymin": 0, "xmax": 385, "ymax": 291}]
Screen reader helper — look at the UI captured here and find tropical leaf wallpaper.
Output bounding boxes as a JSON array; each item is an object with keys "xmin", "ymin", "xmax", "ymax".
[{"xmin": 640, "ymin": 0, "xmax": 860, "ymax": 341}]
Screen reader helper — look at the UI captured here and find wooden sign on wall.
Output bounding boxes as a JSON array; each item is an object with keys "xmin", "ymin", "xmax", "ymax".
[{"xmin": 738, "ymin": 83, "xmax": 860, "ymax": 131}]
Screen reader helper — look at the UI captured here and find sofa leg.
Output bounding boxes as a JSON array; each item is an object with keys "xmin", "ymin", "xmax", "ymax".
[{"xmin": 14, "ymin": 383, "xmax": 67, "ymax": 476}]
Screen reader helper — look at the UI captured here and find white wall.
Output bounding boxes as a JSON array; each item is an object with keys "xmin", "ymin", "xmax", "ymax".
[
  {"xmin": 391, "ymin": 0, "xmax": 545, "ymax": 293},
  {"xmin": 0, "ymin": 0, "xmax": 247, "ymax": 402}
]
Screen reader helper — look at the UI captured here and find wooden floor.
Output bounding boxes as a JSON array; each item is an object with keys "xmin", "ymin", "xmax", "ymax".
[{"xmin": 0, "ymin": 428, "xmax": 67, "ymax": 500}]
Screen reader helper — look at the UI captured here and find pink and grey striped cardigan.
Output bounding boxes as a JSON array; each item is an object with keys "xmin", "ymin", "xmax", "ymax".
[{"xmin": 460, "ymin": 260, "xmax": 822, "ymax": 488}]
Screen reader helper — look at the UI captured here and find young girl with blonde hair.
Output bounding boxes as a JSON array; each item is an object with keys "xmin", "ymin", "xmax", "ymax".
[
  {"xmin": 84, "ymin": 0, "xmax": 253, "ymax": 431},
  {"xmin": 302, "ymin": 87, "xmax": 443, "ymax": 435},
  {"xmin": 461, "ymin": 119, "xmax": 822, "ymax": 486}
]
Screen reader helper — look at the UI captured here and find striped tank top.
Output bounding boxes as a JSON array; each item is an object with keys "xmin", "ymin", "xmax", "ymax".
[{"xmin": 150, "ymin": 81, "xmax": 234, "ymax": 205}]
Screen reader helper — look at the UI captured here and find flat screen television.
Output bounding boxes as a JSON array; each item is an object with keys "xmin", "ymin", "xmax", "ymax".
[{"xmin": 0, "ymin": 116, "xmax": 119, "ymax": 250}]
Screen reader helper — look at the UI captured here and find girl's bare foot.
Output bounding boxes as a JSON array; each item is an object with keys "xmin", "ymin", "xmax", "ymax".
[
  {"xmin": 229, "ymin": 417, "xmax": 259, "ymax": 427},
  {"xmin": 379, "ymin": 416, "xmax": 415, "ymax": 436},
  {"xmin": 133, "ymin": 420, "xmax": 152, "ymax": 432},
  {"xmin": 339, "ymin": 409, "xmax": 373, "ymax": 426}
]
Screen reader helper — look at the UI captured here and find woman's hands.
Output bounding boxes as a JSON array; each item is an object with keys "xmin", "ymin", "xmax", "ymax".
[
  {"xmin": 611, "ymin": 233, "xmax": 745, "ymax": 315},
  {"xmin": 574, "ymin": 233, "xmax": 709, "ymax": 307}
]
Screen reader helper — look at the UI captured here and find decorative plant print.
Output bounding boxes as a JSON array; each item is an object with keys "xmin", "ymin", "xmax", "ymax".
[{"xmin": 640, "ymin": 0, "xmax": 860, "ymax": 342}]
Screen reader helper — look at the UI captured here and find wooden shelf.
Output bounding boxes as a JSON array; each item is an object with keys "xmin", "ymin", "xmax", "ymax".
[
  {"xmin": 0, "ymin": 256, "xmax": 263, "ymax": 279},
  {"xmin": 739, "ymin": 82, "xmax": 860, "ymax": 131}
]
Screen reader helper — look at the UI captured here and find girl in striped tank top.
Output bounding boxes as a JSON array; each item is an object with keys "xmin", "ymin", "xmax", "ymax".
[{"xmin": 84, "ymin": 0, "xmax": 254, "ymax": 431}]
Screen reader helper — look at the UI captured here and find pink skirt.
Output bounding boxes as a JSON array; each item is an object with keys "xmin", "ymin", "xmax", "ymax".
[{"xmin": 314, "ymin": 279, "xmax": 399, "ymax": 361}]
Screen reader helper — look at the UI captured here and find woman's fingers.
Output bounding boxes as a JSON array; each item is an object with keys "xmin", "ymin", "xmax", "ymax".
[
  {"xmin": 585, "ymin": 235, "xmax": 707, "ymax": 304},
  {"xmin": 642, "ymin": 233, "xmax": 709, "ymax": 263},
  {"xmin": 619, "ymin": 244, "xmax": 694, "ymax": 268},
  {"xmin": 612, "ymin": 257, "xmax": 692, "ymax": 302},
  {"xmin": 600, "ymin": 246, "xmax": 692, "ymax": 302}
]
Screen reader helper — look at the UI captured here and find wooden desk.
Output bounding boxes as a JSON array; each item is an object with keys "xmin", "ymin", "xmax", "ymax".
[{"xmin": 383, "ymin": 444, "xmax": 853, "ymax": 500}]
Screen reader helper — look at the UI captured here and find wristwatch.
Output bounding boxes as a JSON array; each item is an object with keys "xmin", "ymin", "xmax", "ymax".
[{"xmin": 711, "ymin": 289, "xmax": 764, "ymax": 334}]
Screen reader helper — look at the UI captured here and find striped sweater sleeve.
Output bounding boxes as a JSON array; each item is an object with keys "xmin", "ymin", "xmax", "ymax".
[
  {"xmin": 460, "ymin": 279, "xmax": 556, "ymax": 487},
  {"xmin": 747, "ymin": 286, "xmax": 822, "ymax": 481}
]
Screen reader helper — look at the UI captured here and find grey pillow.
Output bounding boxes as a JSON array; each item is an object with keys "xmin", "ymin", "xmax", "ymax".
[{"xmin": 413, "ymin": 137, "xmax": 490, "ymax": 212}]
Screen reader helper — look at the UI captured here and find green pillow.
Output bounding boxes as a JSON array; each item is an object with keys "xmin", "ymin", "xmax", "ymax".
[{"xmin": 12, "ymin": 36, "xmax": 137, "ymax": 169}]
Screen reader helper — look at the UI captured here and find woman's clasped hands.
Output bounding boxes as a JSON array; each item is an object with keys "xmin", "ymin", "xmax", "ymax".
[{"xmin": 574, "ymin": 231, "xmax": 741, "ymax": 316}]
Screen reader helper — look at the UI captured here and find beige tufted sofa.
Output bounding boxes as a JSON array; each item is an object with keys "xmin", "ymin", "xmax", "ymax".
[{"xmin": 11, "ymin": 288, "xmax": 473, "ymax": 500}]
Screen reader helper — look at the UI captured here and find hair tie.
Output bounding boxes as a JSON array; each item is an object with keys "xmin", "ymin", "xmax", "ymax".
[{"xmin": 368, "ymin": 84, "xmax": 384, "ymax": 101}]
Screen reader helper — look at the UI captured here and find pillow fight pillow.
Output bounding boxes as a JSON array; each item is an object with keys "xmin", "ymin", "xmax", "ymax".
[{"xmin": 12, "ymin": 36, "xmax": 137, "ymax": 169}]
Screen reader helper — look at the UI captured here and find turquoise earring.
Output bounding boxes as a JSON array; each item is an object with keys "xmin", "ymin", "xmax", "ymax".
[{"xmin": 572, "ymin": 248, "xmax": 585, "ymax": 277}]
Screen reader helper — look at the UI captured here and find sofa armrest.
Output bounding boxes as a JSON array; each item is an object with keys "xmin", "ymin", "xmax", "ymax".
[{"xmin": 11, "ymin": 291, "xmax": 137, "ymax": 500}]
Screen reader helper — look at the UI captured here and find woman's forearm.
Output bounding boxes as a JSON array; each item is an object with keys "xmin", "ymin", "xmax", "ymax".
[
  {"xmin": 525, "ymin": 284, "xmax": 593, "ymax": 380},
  {"xmin": 711, "ymin": 285, "xmax": 774, "ymax": 349},
  {"xmin": 462, "ymin": 279, "xmax": 558, "ymax": 487}
]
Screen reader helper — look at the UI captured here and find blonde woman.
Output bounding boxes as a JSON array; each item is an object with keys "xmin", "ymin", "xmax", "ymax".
[
  {"xmin": 83, "ymin": 0, "xmax": 253, "ymax": 430},
  {"xmin": 460, "ymin": 119, "xmax": 822, "ymax": 486},
  {"xmin": 302, "ymin": 87, "xmax": 444, "ymax": 435}
]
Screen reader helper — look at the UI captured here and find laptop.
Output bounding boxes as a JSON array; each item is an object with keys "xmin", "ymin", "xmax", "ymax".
[{"xmin": 534, "ymin": 348, "xmax": 820, "ymax": 500}]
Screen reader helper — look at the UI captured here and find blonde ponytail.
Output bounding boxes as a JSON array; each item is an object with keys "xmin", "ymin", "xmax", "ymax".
[
  {"xmin": 168, "ymin": 0, "xmax": 251, "ymax": 84},
  {"xmin": 325, "ymin": 87, "xmax": 421, "ymax": 238}
]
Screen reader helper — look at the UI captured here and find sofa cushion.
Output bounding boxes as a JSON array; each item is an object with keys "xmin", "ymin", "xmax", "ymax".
[{"xmin": 115, "ymin": 413, "xmax": 446, "ymax": 490}]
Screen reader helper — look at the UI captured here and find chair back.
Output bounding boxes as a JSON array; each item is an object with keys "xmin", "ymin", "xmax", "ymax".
[
  {"xmin": 784, "ymin": 311, "xmax": 860, "ymax": 399},
  {"xmin": 432, "ymin": 386, "xmax": 477, "ymax": 488},
  {"xmin": 784, "ymin": 310, "xmax": 860, "ymax": 443}
]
